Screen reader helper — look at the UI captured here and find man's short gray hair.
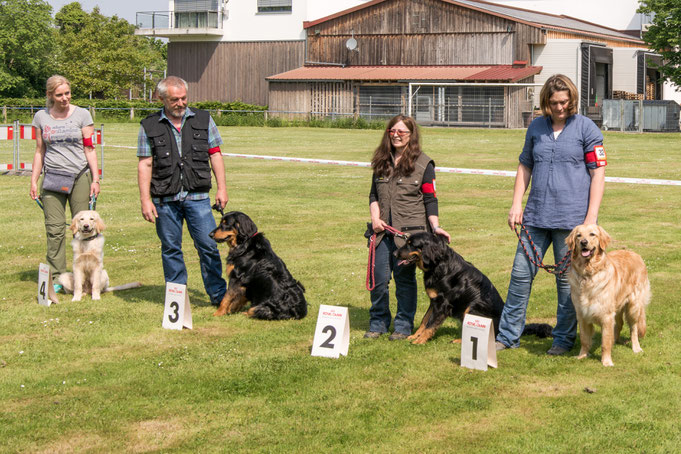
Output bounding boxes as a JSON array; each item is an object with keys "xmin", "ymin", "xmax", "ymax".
[{"xmin": 156, "ymin": 76, "xmax": 188, "ymax": 99}]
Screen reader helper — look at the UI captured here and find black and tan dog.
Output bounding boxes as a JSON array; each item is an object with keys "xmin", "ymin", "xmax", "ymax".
[
  {"xmin": 209, "ymin": 211, "xmax": 307, "ymax": 320},
  {"xmin": 396, "ymin": 232, "xmax": 551, "ymax": 344}
]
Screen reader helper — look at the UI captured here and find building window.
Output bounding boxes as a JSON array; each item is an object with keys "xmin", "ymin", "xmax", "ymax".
[
  {"xmin": 174, "ymin": 0, "xmax": 219, "ymax": 28},
  {"xmin": 258, "ymin": 0, "xmax": 292, "ymax": 13}
]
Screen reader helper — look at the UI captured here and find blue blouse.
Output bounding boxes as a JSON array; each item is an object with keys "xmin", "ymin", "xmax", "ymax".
[{"xmin": 520, "ymin": 114, "xmax": 604, "ymax": 230}]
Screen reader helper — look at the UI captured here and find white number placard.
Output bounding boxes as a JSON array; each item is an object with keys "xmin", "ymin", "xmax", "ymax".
[
  {"xmin": 461, "ymin": 314, "xmax": 497, "ymax": 371},
  {"xmin": 162, "ymin": 282, "xmax": 193, "ymax": 330},
  {"xmin": 38, "ymin": 263, "xmax": 58, "ymax": 306},
  {"xmin": 311, "ymin": 304, "xmax": 349, "ymax": 358}
]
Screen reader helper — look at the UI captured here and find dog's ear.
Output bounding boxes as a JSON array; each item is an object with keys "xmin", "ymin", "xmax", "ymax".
[
  {"xmin": 565, "ymin": 227, "xmax": 578, "ymax": 252},
  {"xmin": 597, "ymin": 225, "xmax": 611, "ymax": 250},
  {"xmin": 95, "ymin": 214, "xmax": 106, "ymax": 233},
  {"xmin": 69, "ymin": 216, "xmax": 79, "ymax": 235},
  {"xmin": 421, "ymin": 234, "xmax": 447, "ymax": 268},
  {"xmin": 234, "ymin": 212, "xmax": 258, "ymax": 242}
]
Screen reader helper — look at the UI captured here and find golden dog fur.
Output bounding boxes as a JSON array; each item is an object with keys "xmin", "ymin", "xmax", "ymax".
[
  {"xmin": 566, "ymin": 224, "xmax": 651, "ymax": 366},
  {"xmin": 59, "ymin": 210, "xmax": 109, "ymax": 301}
]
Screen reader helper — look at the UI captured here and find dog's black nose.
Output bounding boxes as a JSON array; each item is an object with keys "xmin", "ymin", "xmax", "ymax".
[{"xmin": 580, "ymin": 239, "xmax": 588, "ymax": 247}]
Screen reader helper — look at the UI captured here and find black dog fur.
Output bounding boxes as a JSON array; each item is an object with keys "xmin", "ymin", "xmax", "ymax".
[
  {"xmin": 395, "ymin": 232, "xmax": 552, "ymax": 343},
  {"xmin": 209, "ymin": 211, "xmax": 307, "ymax": 320}
]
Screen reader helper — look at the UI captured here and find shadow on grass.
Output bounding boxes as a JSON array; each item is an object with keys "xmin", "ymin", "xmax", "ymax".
[{"xmin": 111, "ymin": 284, "xmax": 214, "ymax": 307}]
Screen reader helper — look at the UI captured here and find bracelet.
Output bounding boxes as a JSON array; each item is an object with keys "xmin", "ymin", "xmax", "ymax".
[
  {"xmin": 93, "ymin": 181, "xmax": 100, "ymax": 185},
  {"xmin": 434, "ymin": 225, "xmax": 443, "ymax": 230}
]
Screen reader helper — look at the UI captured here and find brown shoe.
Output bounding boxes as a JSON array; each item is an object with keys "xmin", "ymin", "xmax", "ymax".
[
  {"xmin": 389, "ymin": 332, "xmax": 409, "ymax": 341},
  {"xmin": 363, "ymin": 331, "xmax": 382, "ymax": 339}
]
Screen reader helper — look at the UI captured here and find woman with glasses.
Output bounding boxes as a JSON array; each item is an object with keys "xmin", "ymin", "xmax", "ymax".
[{"xmin": 365, "ymin": 115, "xmax": 450, "ymax": 341}]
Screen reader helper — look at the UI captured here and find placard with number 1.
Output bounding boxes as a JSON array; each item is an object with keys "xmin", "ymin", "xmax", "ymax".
[{"xmin": 461, "ymin": 314, "xmax": 497, "ymax": 371}]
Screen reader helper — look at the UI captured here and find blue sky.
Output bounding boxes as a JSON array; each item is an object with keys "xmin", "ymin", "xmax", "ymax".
[{"xmin": 46, "ymin": 0, "xmax": 169, "ymax": 25}]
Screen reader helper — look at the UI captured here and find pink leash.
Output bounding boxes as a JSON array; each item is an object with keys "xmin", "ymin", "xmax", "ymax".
[{"xmin": 366, "ymin": 225, "xmax": 408, "ymax": 291}]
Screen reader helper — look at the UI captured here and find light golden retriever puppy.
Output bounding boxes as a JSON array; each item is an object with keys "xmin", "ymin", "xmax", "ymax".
[
  {"xmin": 566, "ymin": 224, "xmax": 651, "ymax": 367},
  {"xmin": 59, "ymin": 210, "xmax": 109, "ymax": 301}
]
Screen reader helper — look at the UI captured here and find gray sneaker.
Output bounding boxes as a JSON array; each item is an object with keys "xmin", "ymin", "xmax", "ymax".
[
  {"xmin": 495, "ymin": 341, "xmax": 508, "ymax": 351},
  {"xmin": 388, "ymin": 332, "xmax": 409, "ymax": 341},
  {"xmin": 547, "ymin": 345, "xmax": 570, "ymax": 356},
  {"xmin": 363, "ymin": 331, "xmax": 382, "ymax": 339}
]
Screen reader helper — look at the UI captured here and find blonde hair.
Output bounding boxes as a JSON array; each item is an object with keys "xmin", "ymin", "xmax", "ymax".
[
  {"xmin": 45, "ymin": 75, "xmax": 71, "ymax": 108},
  {"xmin": 539, "ymin": 74, "xmax": 579, "ymax": 117}
]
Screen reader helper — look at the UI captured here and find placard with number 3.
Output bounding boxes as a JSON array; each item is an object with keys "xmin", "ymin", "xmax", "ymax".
[{"xmin": 162, "ymin": 282, "xmax": 193, "ymax": 330}]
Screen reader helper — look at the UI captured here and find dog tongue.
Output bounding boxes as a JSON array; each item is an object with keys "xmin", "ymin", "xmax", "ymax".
[
  {"xmin": 398, "ymin": 260, "xmax": 409, "ymax": 266},
  {"xmin": 582, "ymin": 250, "xmax": 592, "ymax": 257}
]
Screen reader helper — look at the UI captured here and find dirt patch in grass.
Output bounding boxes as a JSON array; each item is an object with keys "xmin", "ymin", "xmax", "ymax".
[
  {"xmin": 35, "ymin": 433, "xmax": 107, "ymax": 453},
  {"xmin": 128, "ymin": 418, "xmax": 187, "ymax": 452}
]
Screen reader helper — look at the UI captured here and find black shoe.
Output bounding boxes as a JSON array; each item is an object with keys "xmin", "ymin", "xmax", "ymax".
[
  {"xmin": 363, "ymin": 331, "xmax": 382, "ymax": 339},
  {"xmin": 389, "ymin": 332, "xmax": 409, "ymax": 341},
  {"xmin": 547, "ymin": 345, "xmax": 570, "ymax": 356}
]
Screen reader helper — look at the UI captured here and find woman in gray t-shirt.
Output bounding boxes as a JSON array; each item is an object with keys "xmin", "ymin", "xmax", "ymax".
[{"xmin": 29, "ymin": 75, "xmax": 101, "ymax": 290}]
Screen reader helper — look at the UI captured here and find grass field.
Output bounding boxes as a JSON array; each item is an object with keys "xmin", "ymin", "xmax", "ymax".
[{"xmin": 1, "ymin": 125, "xmax": 680, "ymax": 453}]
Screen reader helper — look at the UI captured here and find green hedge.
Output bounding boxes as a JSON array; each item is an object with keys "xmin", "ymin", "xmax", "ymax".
[{"xmin": 0, "ymin": 98, "xmax": 387, "ymax": 130}]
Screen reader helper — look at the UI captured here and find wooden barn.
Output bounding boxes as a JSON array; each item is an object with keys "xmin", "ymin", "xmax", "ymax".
[{"xmin": 266, "ymin": 0, "xmax": 647, "ymax": 128}]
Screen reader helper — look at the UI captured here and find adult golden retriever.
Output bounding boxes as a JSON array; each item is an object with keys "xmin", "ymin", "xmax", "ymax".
[
  {"xmin": 566, "ymin": 224, "xmax": 651, "ymax": 367},
  {"xmin": 59, "ymin": 210, "xmax": 109, "ymax": 301}
]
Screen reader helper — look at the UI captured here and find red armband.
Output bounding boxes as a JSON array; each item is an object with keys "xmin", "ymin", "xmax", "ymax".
[
  {"xmin": 83, "ymin": 136, "xmax": 93, "ymax": 147},
  {"xmin": 585, "ymin": 145, "xmax": 607, "ymax": 167},
  {"xmin": 208, "ymin": 146, "xmax": 221, "ymax": 155},
  {"xmin": 421, "ymin": 181, "xmax": 437, "ymax": 197}
]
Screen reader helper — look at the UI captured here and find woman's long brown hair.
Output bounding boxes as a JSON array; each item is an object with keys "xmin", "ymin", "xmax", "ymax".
[{"xmin": 371, "ymin": 115, "xmax": 422, "ymax": 178}]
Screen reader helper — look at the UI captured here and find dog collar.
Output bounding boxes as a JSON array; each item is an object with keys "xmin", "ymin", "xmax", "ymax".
[
  {"xmin": 250, "ymin": 231, "xmax": 259, "ymax": 239},
  {"xmin": 80, "ymin": 233, "xmax": 100, "ymax": 242}
]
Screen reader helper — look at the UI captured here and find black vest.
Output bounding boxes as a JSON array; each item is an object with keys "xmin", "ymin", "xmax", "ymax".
[{"xmin": 141, "ymin": 109, "xmax": 212, "ymax": 198}]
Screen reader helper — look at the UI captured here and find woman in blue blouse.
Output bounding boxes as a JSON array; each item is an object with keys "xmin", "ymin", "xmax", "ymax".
[{"xmin": 495, "ymin": 74, "xmax": 606, "ymax": 355}]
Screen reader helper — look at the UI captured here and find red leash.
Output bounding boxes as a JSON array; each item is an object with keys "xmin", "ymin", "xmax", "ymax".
[
  {"xmin": 514, "ymin": 223, "xmax": 571, "ymax": 276},
  {"xmin": 366, "ymin": 225, "xmax": 408, "ymax": 291}
]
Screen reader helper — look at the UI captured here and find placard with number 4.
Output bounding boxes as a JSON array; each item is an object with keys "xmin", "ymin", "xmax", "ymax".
[{"xmin": 37, "ymin": 263, "xmax": 59, "ymax": 307}]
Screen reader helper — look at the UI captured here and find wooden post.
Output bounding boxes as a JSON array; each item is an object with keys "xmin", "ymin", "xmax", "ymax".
[
  {"xmin": 90, "ymin": 106, "xmax": 96, "ymax": 121},
  {"xmin": 130, "ymin": 107, "xmax": 135, "ymax": 120},
  {"xmin": 2, "ymin": 106, "xmax": 6, "ymax": 123}
]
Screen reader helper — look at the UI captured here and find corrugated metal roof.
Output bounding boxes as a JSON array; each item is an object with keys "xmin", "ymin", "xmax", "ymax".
[
  {"xmin": 451, "ymin": 0, "xmax": 641, "ymax": 41},
  {"xmin": 267, "ymin": 65, "xmax": 542, "ymax": 82},
  {"xmin": 303, "ymin": 0, "xmax": 644, "ymax": 44}
]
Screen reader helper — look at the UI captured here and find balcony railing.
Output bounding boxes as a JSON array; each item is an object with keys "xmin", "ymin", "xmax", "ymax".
[{"xmin": 136, "ymin": 10, "xmax": 224, "ymax": 36}]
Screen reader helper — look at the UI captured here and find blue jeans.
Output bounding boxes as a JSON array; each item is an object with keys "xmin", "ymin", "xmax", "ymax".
[
  {"xmin": 154, "ymin": 198, "xmax": 226, "ymax": 305},
  {"xmin": 369, "ymin": 236, "xmax": 417, "ymax": 335},
  {"xmin": 496, "ymin": 226, "xmax": 576, "ymax": 350}
]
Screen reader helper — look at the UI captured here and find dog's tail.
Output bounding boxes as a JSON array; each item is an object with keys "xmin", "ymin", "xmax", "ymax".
[
  {"xmin": 104, "ymin": 282, "xmax": 143, "ymax": 292},
  {"xmin": 522, "ymin": 323, "xmax": 553, "ymax": 338}
]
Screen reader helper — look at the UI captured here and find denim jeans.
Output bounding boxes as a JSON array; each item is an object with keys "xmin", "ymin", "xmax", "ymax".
[
  {"xmin": 496, "ymin": 225, "xmax": 576, "ymax": 350},
  {"xmin": 154, "ymin": 198, "xmax": 226, "ymax": 305},
  {"xmin": 369, "ymin": 235, "xmax": 418, "ymax": 335}
]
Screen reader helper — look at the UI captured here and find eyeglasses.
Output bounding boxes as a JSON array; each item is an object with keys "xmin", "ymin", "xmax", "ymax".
[{"xmin": 387, "ymin": 128, "xmax": 411, "ymax": 137}]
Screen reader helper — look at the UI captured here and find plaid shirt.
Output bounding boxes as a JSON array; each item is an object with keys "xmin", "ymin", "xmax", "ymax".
[{"xmin": 137, "ymin": 107, "xmax": 223, "ymax": 203}]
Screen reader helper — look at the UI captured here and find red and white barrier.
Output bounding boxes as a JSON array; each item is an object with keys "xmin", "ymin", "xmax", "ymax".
[
  {"xmin": 19, "ymin": 125, "xmax": 35, "ymax": 140},
  {"xmin": 222, "ymin": 152, "xmax": 681, "ymax": 187},
  {"xmin": 0, "ymin": 125, "xmax": 13, "ymax": 140}
]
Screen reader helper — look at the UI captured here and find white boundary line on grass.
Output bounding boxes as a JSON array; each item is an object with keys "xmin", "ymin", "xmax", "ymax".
[
  {"xmin": 222, "ymin": 152, "xmax": 681, "ymax": 187},
  {"xmin": 106, "ymin": 146, "xmax": 681, "ymax": 186}
]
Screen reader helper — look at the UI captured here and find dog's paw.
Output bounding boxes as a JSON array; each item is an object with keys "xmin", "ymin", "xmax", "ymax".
[
  {"xmin": 410, "ymin": 336, "xmax": 428, "ymax": 345},
  {"xmin": 72, "ymin": 295, "xmax": 82, "ymax": 302},
  {"xmin": 602, "ymin": 358, "xmax": 614, "ymax": 367},
  {"xmin": 450, "ymin": 338, "xmax": 462, "ymax": 344},
  {"xmin": 212, "ymin": 309, "xmax": 227, "ymax": 317},
  {"xmin": 92, "ymin": 294, "xmax": 101, "ymax": 300}
]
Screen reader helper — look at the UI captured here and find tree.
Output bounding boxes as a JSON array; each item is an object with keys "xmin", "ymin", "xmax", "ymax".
[
  {"xmin": 639, "ymin": 0, "xmax": 681, "ymax": 87},
  {"xmin": 0, "ymin": 0, "xmax": 56, "ymax": 97},
  {"xmin": 55, "ymin": 2, "xmax": 166, "ymax": 99}
]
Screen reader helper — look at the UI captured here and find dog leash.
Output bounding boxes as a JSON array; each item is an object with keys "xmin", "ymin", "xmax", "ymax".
[
  {"xmin": 89, "ymin": 195, "xmax": 97, "ymax": 211},
  {"xmin": 35, "ymin": 196, "xmax": 44, "ymax": 211},
  {"xmin": 366, "ymin": 225, "xmax": 408, "ymax": 291},
  {"xmin": 514, "ymin": 223, "xmax": 571, "ymax": 276},
  {"xmin": 212, "ymin": 203, "xmax": 224, "ymax": 218}
]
